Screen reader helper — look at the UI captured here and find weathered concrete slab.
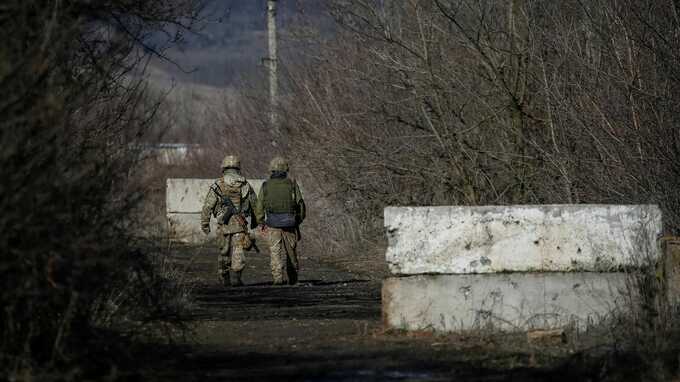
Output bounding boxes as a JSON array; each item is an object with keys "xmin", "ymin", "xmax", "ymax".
[
  {"xmin": 166, "ymin": 178, "xmax": 263, "ymax": 243},
  {"xmin": 168, "ymin": 213, "xmax": 218, "ymax": 244},
  {"xmin": 166, "ymin": 178, "xmax": 265, "ymax": 213},
  {"xmin": 385, "ymin": 205, "xmax": 662, "ymax": 275},
  {"xmin": 166, "ymin": 178, "xmax": 305, "ymax": 243},
  {"xmin": 382, "ymin": 273, "xmax": 630, "ymax": 332}
]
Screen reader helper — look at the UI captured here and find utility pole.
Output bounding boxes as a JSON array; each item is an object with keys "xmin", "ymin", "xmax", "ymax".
[{"xmin": 267, "ymin": 0, "xmax": 279, "ymax": 139}]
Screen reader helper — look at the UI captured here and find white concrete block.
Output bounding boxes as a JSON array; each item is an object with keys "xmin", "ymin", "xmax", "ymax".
[
  {"xmin": 166, "ymin": 178, "xmax": 265, "ymax": 213},
  {"xmin": 167, "ymin": 212, "xmax": 216, "ymax": 244},
  {"xmin": 385, "ymin": 205, "xmax": 662, "ymax": 275},
  {"xmin": 167, "ymin": 213, "xmax": 260, "ymax": 244},
  {"xmin": 166, "ymin": 178, "xmax": 306, "ymax": 244},
  {"xmin": 382, "ymin": 273, "xmax": 631, "ymax": 332},
  {"xmin": 166, "ymin": 178, "xmax": 264, "ymax": 244}
]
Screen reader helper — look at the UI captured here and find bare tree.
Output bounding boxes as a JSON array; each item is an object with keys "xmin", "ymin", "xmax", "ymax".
[{"xmin": 236, "ymin": 0, "xmax": 680, "ymax": 273}]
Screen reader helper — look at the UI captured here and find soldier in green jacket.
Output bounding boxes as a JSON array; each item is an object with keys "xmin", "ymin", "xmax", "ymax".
[
  {"xmin": 201, "ymin": 155, "xmax": 258, "ymax": 287},
  {"xmin": 254, "ymin": 156, "xmax": 306, "ymax": 285}
]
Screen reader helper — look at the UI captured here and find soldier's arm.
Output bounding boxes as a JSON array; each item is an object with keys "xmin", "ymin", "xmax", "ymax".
[
  {"xmin": 248, "ymin": 185, "xmax": 258, "ymax": 207},
  {"xmin": 254, "ymin": 186, "xmax": 266, "ymax": 225},
  {"xmin": 294, "ymin": 181, "xmax": 306, "ymax": 224},
  {"xmin": 240, "ymin": 184, "xmax": 257, "ymax": 213},
  {"xmin": 200, "ymin": 187, "xmax": 218, "ymax": 230},
  {"xmin": 242, "ymin": 184, "xmax": 259, "ymax": 228}
]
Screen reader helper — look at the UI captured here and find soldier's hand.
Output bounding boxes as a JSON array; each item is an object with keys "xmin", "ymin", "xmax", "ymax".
[{"xmin": 201, "ymin": 225, "xmax": 210, "ymax": 235}]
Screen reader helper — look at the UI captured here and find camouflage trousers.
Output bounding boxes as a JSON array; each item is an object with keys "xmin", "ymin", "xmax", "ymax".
[
  {"xmin": 267, "ymin": 227, "xmax": 299, "ymax": 285},
  {"xmin": 217, "ymin": 231, "xmax": 247, "ymax": 279}
]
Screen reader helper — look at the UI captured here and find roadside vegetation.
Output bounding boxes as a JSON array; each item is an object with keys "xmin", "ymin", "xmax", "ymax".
[
  {"xmin": 0, "ymin": 0, "xmax": 203, "ymax": 379},
  {"xmin": 209, "ymin": 0, "xmax": 680, "ymax": 379}
]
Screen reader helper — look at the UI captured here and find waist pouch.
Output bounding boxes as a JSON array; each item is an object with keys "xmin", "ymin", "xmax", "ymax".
[{"xmin": 266, "ymin": 212, "xmax": 297, "ymax": 228}]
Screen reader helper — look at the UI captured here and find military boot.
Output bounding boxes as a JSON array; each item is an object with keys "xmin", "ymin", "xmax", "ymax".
[
  {"xmin": 287, "ymin": 268, "xmax": 298, "ymax": 286},
  {"xmin": 221, "ymin": 273, "xmax": 230, "ymax": 288},
  {"xmin": 231, "ymin": 271, "xmax": 244, "ymax": 287}
]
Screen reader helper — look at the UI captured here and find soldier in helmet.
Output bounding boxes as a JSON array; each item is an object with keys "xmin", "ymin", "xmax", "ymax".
[
  {"xmin": 201, "ymin": 155, "xmax": 258, "ymax": 287},
  {"xmin": 254, "ymin": 156, "xmax": 306, "ymax": 285}
]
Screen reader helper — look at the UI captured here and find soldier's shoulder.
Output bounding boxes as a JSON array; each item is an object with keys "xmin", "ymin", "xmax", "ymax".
[{"xmin": 210, "ymin": 178, "xmax": 223, "ymax": 190}]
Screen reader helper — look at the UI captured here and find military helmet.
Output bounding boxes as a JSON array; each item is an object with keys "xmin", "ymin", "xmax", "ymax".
[
  {"xmin": 269, "ymin": 156, "xmax": 289, "ymax": 172},
  {"xmin": 221, "ymin": 154, "xmax": 240, "ymax": 169}
]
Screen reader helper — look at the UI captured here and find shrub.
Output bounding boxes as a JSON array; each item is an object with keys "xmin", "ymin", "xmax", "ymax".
[{"xmin": 0, "ymin": 0, "xmax": 202, "ymax": 377}]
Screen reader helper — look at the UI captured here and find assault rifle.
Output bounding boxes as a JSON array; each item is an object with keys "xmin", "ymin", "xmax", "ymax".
[
  {"xmin": 212, "ymin": 187, "xmax": 239, "ymax": 225},
  {"xmin": 212, "ymin": 187, "xmax": 260, "ymax": 254}
]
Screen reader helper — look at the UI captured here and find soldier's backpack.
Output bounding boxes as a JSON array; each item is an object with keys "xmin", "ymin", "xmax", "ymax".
[{"xmin": 211, "ymin": 176, "xmax": 247, "ymax": 228}]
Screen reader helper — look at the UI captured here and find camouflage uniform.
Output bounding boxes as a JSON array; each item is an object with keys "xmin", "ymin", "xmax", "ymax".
[
  {"xmin": 255, "ymin": 157, "xmax": 305, "ymax": 285},
  {"xmin": 201, "ymin": 155, "xmax": 257, "ymax": 287}
]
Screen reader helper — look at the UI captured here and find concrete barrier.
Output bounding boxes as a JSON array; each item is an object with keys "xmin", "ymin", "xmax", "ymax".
[
  {"xmin": 385, "ymin": 205, "xmax": 662, "ymax": 275},
  {"xmin": 382, "ymin": 204, "xmax": 663, "ymax": 333},
  {"xmin": 383, "ymin": 273, "xmax": 628, "ymax": 332},
  {"xmin": 166, "ymin": 178, "xmax": 303, "ymax": 244},
  {"xmin": 166, "ymin": 178, "xmax": 265, "ymax": 243},
  {"xmin": 167, "ymin": 178, "xmax": 265, "ymax": 213}
]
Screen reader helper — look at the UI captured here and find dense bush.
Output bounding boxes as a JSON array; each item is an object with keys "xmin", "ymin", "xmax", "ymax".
[{"xmin": 0, "ymin": 0, "xmax": 201, "ymax": 377}]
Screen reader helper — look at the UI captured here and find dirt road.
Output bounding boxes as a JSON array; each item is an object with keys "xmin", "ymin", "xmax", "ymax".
[{"xmin": 136, "ymin": 244, "xmax": 605, "ymax": 381}]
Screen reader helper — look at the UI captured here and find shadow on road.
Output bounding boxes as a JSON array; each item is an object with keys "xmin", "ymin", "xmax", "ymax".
[
  {"xmin": 243, "ymin": 279, "xmax": 372, "ymax": 287},
  {"xmin": 138, "ymin": 342, "xmax": 585, "ymax": 382},
  {"xmin": 190, "ymin": 279, "xmax": 381, "ymax": 321}
]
